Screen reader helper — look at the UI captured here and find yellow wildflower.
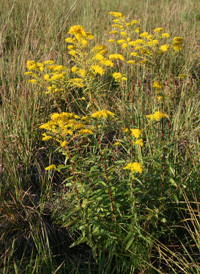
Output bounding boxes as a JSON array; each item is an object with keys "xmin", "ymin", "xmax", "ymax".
[
  {"xmin": 131, "ymin": 20, "xmax": 139, "ymax": 25},
  {"xmin": 123, "ymin": 162, "xmax": 143, "ymax": 174},
  {"xmin": 28, "ymin": 79, "xmax": 37, "ymax": 84},
  {"xmin": 61, "ymin": 140, "xmax": 68, "ymax": 147},
  {"xmin": 44, "ymin": 74, "xmax": 50, "ymax": 80},
  {"xmin": 139, "ymin": 32, "xmax": 149, "ymax": 38},
  {"xmin": 109, "ymin": 54, "xmax": 124, "ymax": 61},
  {"xmin": 146, "ymin": 111, "xmax": 167, "ymax": 121},
  {"xmin": 45, "ymin": 165, "xmax": 56, "ymax": 171},
  {"xmin": 112, "ymin": 72, "xmax": 127, "ymax": 82},
  {"xmin": 154, "ymin": 28, "xmax": 163, "ymax": 33},
  {"xmin": 78, "ymin": 129, "xmax": 93, "ymax": 135},
  {"xmin": 68, "ymin": 25, "xmax": 86, "ymax": 37},
  {"xmin": 131, "ymin": 129, "xmax": 141, "ymax": 139},
  {"xmin": 135, "ymin": 139, "xmax": 143, "ymax": 147},
  {"xmin": 109, "ymin": 30, "xmax": 118, "ymax": 34},
  {"xmin": 117, "ymin": 39, "xmax": 126, "ymax": 44},
  {"xmin": 160, "ymin": 45, "xmax": 169, "ymax": 52},
  {"xmin": 122, "ymin": 128, "xmax": 129, "ymax": 133},
  {"xmin": 108, "ymin": 39, "xmax": 116, "ymax": 43},
  {"xmin": 91, "ymin": 110, "xmax": 115, "ymax": 119},
  {"xmin": 109, "ymin": 12, "xmax": 124, "ymax": 18},
  {"xmin": 113, "ymin": 142, "xmax": 121, "ymax": 146},
  {"xmin": 162, "ymin": 33, "xmax": 170, "ymax": 38},
  {"xmin": 90, "ymin": 65, "xmax": 104, "ymax": 75},
  {"xmin": 153, "ymin": 81, "xmax": 161, "ymax": 89}
]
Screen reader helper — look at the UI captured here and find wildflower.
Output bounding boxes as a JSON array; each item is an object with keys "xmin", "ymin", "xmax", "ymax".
[
  {"xmin": 112, "ymin": 72, "xmax": 127, "ymax": 82},
  {"xmin": 127, "ymin": 60, "xmax": 135, "ymax": 64},
  {"xmin": 157, "ymin": 96, "xmax": 162, "ymax": 101},
  {"xmin": 51, "ymin": 74, "xmax": 65, "ymax": 80},
  {"xmin": 122, "ymin": 128, "xmax": 129, "ymax": 133},
  {"xmin": 108, "ymin": 39, "xmax": 116, "ymax": 43},
  {"xmin": 90, "ymin": 65, "xmax": 104, "ymax": 75},
  {"xmin": 135, "ymin": 139, "xmax": 143, "ymax": 147},
  {"xmin": 139, "ymin": 32, "xmax": 149, "ymax": 38},
  {"xmin": 140, "ymin": 59, "xmax": 147, "ymax": 64},
  {"xmin": 65, "ymin": 37, "xmax": 75, "ymax": 43},
  {"xmin": 109, "ymin": 12, "xmax": 124, "ymax": 18},
  {"xmin": 173, "ymin": 37, "xmax": 183, "ymax": 43},
  {"xmin": 147, "ymin": 35, "xmax": 153, "ymax": 40},
  {"xmin": 122, "ymin": 43, "xmax": 128, "ymax": 48},
  {"xmin": 44, "ymin": 74, "xmax": 50, "ymax": 80},
  {"xmin": 24, "ymin": 71, "xmax": 33, "ymax": 75},
  {"xmin": 109, "ymin": 30, "xmax": 118, "ymax": 34},
  {"xmin": 153, "ymin": 81, "xmax": 161, "ymax": 89},
  {"xmin": 86, "ymin": 32, "xmax": 94, "ymax": 39},
  {"xmin": 45, "ymin": 165, "xmax": 56, "ymax": 170},
  {"xmin": 154, "ymin": 28, "xmax": 163, "ymax": 33},
  {"xmin": 71, "ymin": 66, "xmax": 79, "ymax": 72},
  {"xmin": 28, "ymin": 79, "xmax": 37, "ymax": 84},
  {"xmin": 131, "ymin": 129, "xmax": 141, "ymax": 139},
  {"xmin": 109, "ymin": 54, "xmax": 124, "ymax": 61},
  {"xmin": 130, "ymin": 52, "xmax": 138, "ymax": 56},
  {"xmin": 120, "ymin": 32, "xmax": 127, "ymax": 36},
  {"xmin": 100, "ymin": 60, "xmax": 114, "ymax": 67},
  {"xmin": 123, "ymin": 162, "xmax": 143, "ymax": 174},
  {"xmin": 117, "ymin": 39, "xmax": 126, "ymax": 44},
  {"xmin": 131, "ymin": 20, "xmax": 139, "ymax": 25},
  {"xmin": 91, "ymin": 110, "xmax": 115, "ymax": 119},
  {"xmin": 160, "ymin": 45, "xmax": 169, "ymax": 52},
  {"xmin": 42, "ymin": 134, "xmax": 52, "ymax": 141},
  {"xmin": 61, "ymin": 140, "xmax": 68, "ymax": 147},
  {"xmin": 134, "ymin": 27, "xmax": 140, "ymax": 33},
  {"xmin": 78, "ymin": 129, "xmax": 93, "ymax": 135},
  {"xmin": 43, "ymin": 60, "xmax": 54, "ymax": 65},
  {"xmin": 146, "ymin": 111, "xmax": 167, "ymax": 121},
  {"xmin": 162, "ymin": 33, "xmax": 170, "ymax": 38},
  {"xmin": 113, "ymin": 142, "xmax": 121, "ymax": 146},
  {"xmin": 68, "ymin": 25, "xmax": 86, "ymax": 37},
  {"xmin": 78, "ymin": 69, "xmax": 86, "ymax": 77}
]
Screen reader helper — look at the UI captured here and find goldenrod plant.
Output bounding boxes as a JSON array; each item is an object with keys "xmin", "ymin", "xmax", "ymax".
[{"xmin": 1, "ymin": 1, "xmax": 200, "ymax": 273}]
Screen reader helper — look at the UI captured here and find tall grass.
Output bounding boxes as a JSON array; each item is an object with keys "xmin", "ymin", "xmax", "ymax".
[{"xmin": 0, "ymin": 0, "xmax": 200, "ymax": 273}]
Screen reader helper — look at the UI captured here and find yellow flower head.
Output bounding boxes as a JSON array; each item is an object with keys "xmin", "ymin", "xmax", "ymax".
[
  {"xmin": 146, "ymin": 111, "xmax": 167, "ymax": 121},
  {"xmin": 113, "ymin": 142, "xmax": 121, "ymax": 146},
  {"xmin": 160, "ymin": 45, "xmax": 170, "ymax": 52},
  {"xmin": 154, "ymin": 28, "xmax": 163, "ymax": 33},
  {"xmin": 131, "ymin": 129, "xmax": 141, "ymax": 139},
  {"xmin": 135, "ymin": 139, "xmax": 144, "ymax": 147},
  {"xmin": 153, "ymin": 81, "xmax": 161, "ymax": 89},
  {"xmin": 109, "ymin": 12, "xmax": 124, "ymax": 18},
  {"xmin": 162, "ymin": 33, "xmax": 170, "ymax": 38},
  {"xmin": 91, "ymin": 110, "xmax": 115, "ymax": 119},
  {"xmin": 68, "ymin": 25, "xmax": 86, "ymax": 37},
  {"xmin": 123, "ymin": 162, "xmax": 143, "ymax": 174},
  {"xmin": 45, "ymin": 165, "xmax": 56, "ymax": 171},
  {"xmin": 109, "ymin": 54, "xmax": 124, "ymax": 61}
]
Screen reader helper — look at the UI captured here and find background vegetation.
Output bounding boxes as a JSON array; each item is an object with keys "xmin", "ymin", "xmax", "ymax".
[{"xmin": 0, "ymin": 0, "xmax": 200, "ymax": 273}]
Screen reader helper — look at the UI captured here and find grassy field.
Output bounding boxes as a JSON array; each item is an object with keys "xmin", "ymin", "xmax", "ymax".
[{"xmin": 0, "ymin": 0, "xmax": 200, "ymax": 273}]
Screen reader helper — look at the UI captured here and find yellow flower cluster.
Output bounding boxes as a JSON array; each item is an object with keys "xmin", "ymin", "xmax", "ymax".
[
  {"xmin": 146, "ymin": 111, "xmax": 168, "ymax": 121},
  {"xmin": 65, "ymin": 26, "xmax": 113, "ymax": 84},
  {"xmin": 131, "ymin": 129, "xmax": 143, "ymax": 147},
  {"xmin": 123, "ymin": 162, "xmax": 143, "ymax": 174},
  {"xmin": 40, "ymin": 112, "xmax": 94, "ymax": 147},
  {"xmin": 108, "ymin": 11, "xmax": 183, "ymax": 78},
  {"xmin": 40, "ymin": 110, "xmax": 116, "ymax": 147},
  {"xmin": 25, "ymin": 60, "xmax": 67, "ymax": 94}
]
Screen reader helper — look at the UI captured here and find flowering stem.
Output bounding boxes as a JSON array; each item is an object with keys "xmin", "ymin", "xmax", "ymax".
[{"xmin": 96, "ymin": 124, "xmax": 116, "ymax": 222}]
